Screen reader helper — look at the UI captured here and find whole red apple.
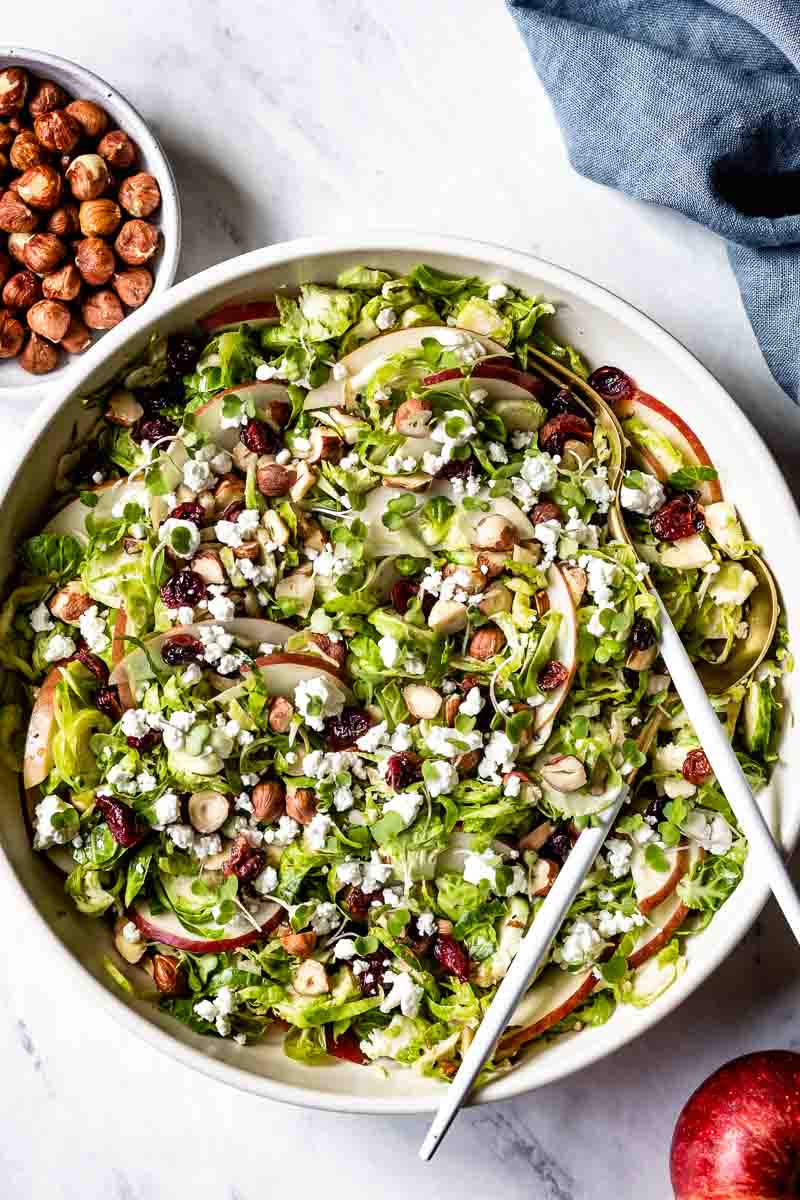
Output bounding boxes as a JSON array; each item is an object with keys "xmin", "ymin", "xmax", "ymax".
[{"xmin": 670, "ymin": 1050, "xmax": 800, "ymax": 1199}]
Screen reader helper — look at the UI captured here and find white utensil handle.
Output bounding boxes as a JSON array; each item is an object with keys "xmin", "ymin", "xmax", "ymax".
[
  {"xmin": 419, "ymin": 791, "xmax": 627, "ymax": 1162},
  {"xmin": 654, "ymin": 595, "xmax": 800, "ymax": 941}
]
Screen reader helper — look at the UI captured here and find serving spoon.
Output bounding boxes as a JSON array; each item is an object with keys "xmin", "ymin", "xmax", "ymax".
[{"xmin": 419, "ymin": 350, "xmax": 796, "ymax": 1163}]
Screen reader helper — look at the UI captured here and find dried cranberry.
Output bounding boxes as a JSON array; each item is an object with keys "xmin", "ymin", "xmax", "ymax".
[
  {"xmin": 325, "ymin": 1030, "xmax": 367, "ymax": 1065},
  {"xmin": 343, "ymin": 885, "xmax": 383, "ymax": 924},
  {"xmin": 95, "ymin": 794, "xmax": 145, "ymax": 848},
  {"xmin": 529, "ymin": 500, "xmax": 561, "ymax": 525},
  {"xmin": 170, "ymin": 501, "xmax": 205, "ymax": 527},
  {"xmin": 650, "ymin": 495, "xmax": 705, "ymax": 542},
  {"xmin": 682, "ymin": 749, "xmax": 713, "ymax": 785},
  {"xmin": 385, "ymin": 752, "xmax": 423, "ymax": 791},
  {"xmin": 539, "ymin": 413, "xmax": 593, "ymax": 456},
  {"xmin": 95, "ymin": 686, "xmax": 122, "ymax": 721},
  {"xmin": 355, "ymin": 949, "xmax": 392, "ymax": 996},
  {"xmin": 540, "ymin": 827, "xmax": 573, "ymax": 865},
  {"xmin": 324, "ymin": 707, "xmax": 373, "ymax": 751},
  {"xmin": 433, "ymin": 934, "xmax": 470, "ymax": 982},
  {"xmin": 141, "ymin": 377, "xmax": 184, "ymax": 413},
  {"xmin": 127, "ymin": 730, "xmax": 161, "ymax": 751},
  {"xmin": 630, "ymin": 618, "xmax": 656, "ymax": 650},
  {"xmin": 391, "ymin": 579, "xmax": 420, "ymax": 616},
  {"xmin": 133, "ymin": 415, "xmax": 178, "ymax": 444},
  {"xmin": 160, "ymin": 569, "xmax": 207, "ymax": 609},
  {"xmin": 223, "ymin": 834, "xmax": 266, "ymax": 883},
  {"xmin": 538, "ymin": 660, "xmax": 568, "ymax": 692},
  {"xmin": 548, "ymin": 387, "xmax": 584, "ymax": 417},
  {"xmin": 240, "ymin": 418, "xmax": 275, "ymax": 455},
  {"xmin": 434, "ymin": 456, "xmax": 482, "ymax": 482},
  {"xmin": 588, "ymin": 366, "xmax": 634, "ymax": 404},
  {"xmin": 161, "ymin": 634, "xmax": 205, "ymax": 666},
  {"xmin": 166, "ymin": 333, "xmax": 202, "ymax": 376},
  {"xmin": 77, "ymin": 645, "xmax": 109, "ymax": 683}
]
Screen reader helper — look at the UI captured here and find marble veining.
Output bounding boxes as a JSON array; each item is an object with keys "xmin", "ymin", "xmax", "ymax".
[{"xmin": 2, "ymin": 2, "xmax": 800, "ymax": 1198}]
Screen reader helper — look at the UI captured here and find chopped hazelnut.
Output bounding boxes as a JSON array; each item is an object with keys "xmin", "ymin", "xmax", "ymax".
[
  {"xmin": 118, "ymin": 172, "xmax": 161, "ymax": 218},
  {"xmin": 33, "ymin": 109, "xmax": 81, "ymax": 154},
  {"xmin": 22, "ymin": 233, "xmax": 66, "ymax": 275},
  {"xmin": 97, "ymin": 129, "xmax": 137, "ymax": 170},
  {"xmin": 112, "ymin": 266, "xmax": 153, "ymax": 308},
  {"xmin": 0, "ymin": 308, "xmax": 24, "ymax": 358},
  {"xmin": 15, "ymin": 164, "xmax": 62, "ymax": 211},
  {"xmin": 82, "ymin": 288, "xmax": 124, "ymax": 330},
  {"xmin": 75, "ymin": 237, "xmax": 115, "ymax": 286},
  {"xmin": 66, "ymin": 154, "xmax": 110, "ymax": 201},
  {"xmin": 27, "ymin": 298, "xmax": 71, "ymax": 343},
  {"xmin": 42, "ymin": 262, "xmax": 81, "ymax": 302},
  {"xmin": 20, "ymin": 331, "xmax": 58, "ymax": 374},
  {"xmin": 115, "ymin": 218, "xmax": 159, "ymax": 265},
  {"xmin": 79, "ymin": 198, "xmax": 121, "ymax": 237},
  {"xmin": 65, "ymin": 99, "xmax": 109, "ymax": 140}
]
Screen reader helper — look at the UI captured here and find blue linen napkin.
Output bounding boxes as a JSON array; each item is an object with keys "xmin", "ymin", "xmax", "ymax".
[{"xmin": 505, "ymin": 0, "xmax": 800, "ymax": 402}]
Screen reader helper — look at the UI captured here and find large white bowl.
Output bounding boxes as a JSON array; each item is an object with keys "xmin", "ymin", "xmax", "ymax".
[
  {"xmin": 1, "ymin": 234, "xmax": 797, "ymax": 1114},
  {"xmin": 0, "ymin": 46, "xmax": 181, "ymax": 403}
]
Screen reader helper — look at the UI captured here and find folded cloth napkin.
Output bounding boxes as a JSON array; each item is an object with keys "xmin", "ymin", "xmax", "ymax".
[{"xmin": 506, "ymin": 0, "xmax": 800, "ymax": 402}]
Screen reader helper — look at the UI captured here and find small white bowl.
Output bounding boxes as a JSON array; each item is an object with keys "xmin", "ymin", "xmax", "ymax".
[
  {"xmin": 1, "ymin": 234, "xmax": 798, "ymax": 1114},
  {"xmin": 0, "ymin": 46, "xmax": 181, "ymax": 403}
]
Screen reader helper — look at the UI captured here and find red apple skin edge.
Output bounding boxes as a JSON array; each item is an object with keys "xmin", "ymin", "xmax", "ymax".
[{"xmin": 670, "ymin": 1050, "xmax": 800, "ymax": 1200}]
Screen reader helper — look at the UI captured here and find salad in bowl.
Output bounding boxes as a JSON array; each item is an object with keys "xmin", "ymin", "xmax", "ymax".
[{"xmin": 5, "ymin": 262, "xmax": 787, "ymax": 1080}]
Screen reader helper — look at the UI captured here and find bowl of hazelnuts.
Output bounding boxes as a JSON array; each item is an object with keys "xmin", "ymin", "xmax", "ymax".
[{"xmin": 0, "ymin": 47, "xmax": 181, "ymax": 393}]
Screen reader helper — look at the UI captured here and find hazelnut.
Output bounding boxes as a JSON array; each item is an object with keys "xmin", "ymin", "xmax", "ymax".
[
  {"xmin": 403, "ymin": 683, "xmax": 443, "ymax": 720},
  {"xmin": 467, "ymin": 626, "xmax": 506, "ymax": 661},
  {"xmin": 7, "ymin": 232, "xmax": 33, "ymax": 264},
  {"xmin": 97, "ymin": 129, "xmax": 137, "ymax": 169},
  {"xmin": 307, "ymin": 631, "xmax": 346, "ymax": 667},
  {"xmin": 213, "ymin": 474, "xmax": 245, "ymax": 511},
  {"xmin": 293, "ymin": 960, "xmax": 329, "ymax": 996},
  {"xmin": 0, "ymin": 309, "xmax": 24, "ymax": 358},
  {"xmin": 519, "ymin": 820, "xmax": 557, "ymax": 853},
  {"xmin": 48, "ymin": 581, "xmax": 93, "ymax": 624},
  {"xmin": 16, "ymin": 164, "xmax": 62, "ymax": 211},
  {"xmin": 455, "ymin": 749, "xmax": 482, "ymax": 775},
  {"xmin": 189, "ymin": 547, "xmax": 225, "ymax": 584},
  {"xmin": 538, "ymin": 755, "xmax": 588, "ymax": 794},
  {"xmin": 66, "ymin": 153, "xmax": 110, "ymax": 201},
  {"xmin": 267, "ymin": 696, "xmax": 294, "ymax": 733},
  {"xmin": 28, "ymin": 79, "xmax": 67, "ymax": 116},
  {"xmin": 118, "ymin": 172, "xmax": 161, "ymax": 218},
  {"xmin": 10, "ymin": 130, "xmax": 44, "ymax": 172},
  {"xmin": 307, "ymin": 427, "xmax": 342, "ymax": 464},
  {"xmin": 75, "ymin": 237, "xmax": 115, "ymax": 285},
  {"xmin": 61, "ymin": 313, "xmax": 91, "ymax": 354},
  {"xmin": 22, "ymin": 233, "xmax": 66, "ymax": 275},
  {"xmin": 256, "ymin": 461, "xmax": 296, "ymax": 497},
  {"xmin": 65, "ymin": 99, "xmax": 109, "ymax": 140},
  {"xmin": 115, "ymin": 218, "xmax": 159, "ymax": 265},
  {"xmin": 471, "ymin": 514, "xmax": 518, "ymax": 552},
  {"xmin": 252, "ymin": 779, "xmax": 286, "ymax": 823},
  {"xmin": 2, "ymin": 270, "xmax": 41, "ymax": 309},
  {"xmin": 146, "ymin": 953, "xmax": 186, "ymax": 996},
  {"xmin": 112, "ymin": 266, "xmax": 152, "ymax": 308},
  {"xmin": 27, "ymin": 298, "xmax": 71, "ymax": 343},
  {"xmin": 0, "ymin": 190, "xmax": 38, "ymax": 233},
  {"xmin": 280, "ymin": 931, "xmax": 318, "ymax": 959},
  {"xmin": 20, "ymin": 331, "xmax": 58, "ymax": 374},
  {"xmin": 33, "ymin": 110, "xmax": 81, "ymax": 154},
  {"xmin": 478, "ymin": 582, "xmax": 512, "ymax": 618},
  {"xmin": 42, "ymin": 262, "xmax": 81, "ymax": 302},
  {"xmin": 187, "ymin": 789, "xmax": 229, "ymax": 834},
  {"xmin": 82, "ymin": 288, "xmax": 124, "ymax": 330},
  {"xmin": 79, "ymin": 197, "xmax": 121, "ymax": 237},
  {"xmin": 394, "ymin": 395, "xmax": 433, "ymax": 438},
  {"xmin": 0, "ymin": 68, "xmax": 28, "ymax": 116},
  {"xmin": 286, "ymin": 787, "xmax": 317, "ymax": 825},
  {"xmin": 47, "ymin": 204, "xmax": 80, "ymax": 236}
]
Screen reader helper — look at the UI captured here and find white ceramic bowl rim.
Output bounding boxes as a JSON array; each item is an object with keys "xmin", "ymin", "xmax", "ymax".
[
  {"xmin": 1, "ymin": 232, "xmax": 797, "ymax": 1115},
  {"xmin": 0, "ymin": 45, "xmax": 181, "ymax": 397}
]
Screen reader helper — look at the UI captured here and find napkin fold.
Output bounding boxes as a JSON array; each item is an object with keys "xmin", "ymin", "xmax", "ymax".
[{"xmin": 506, "ymin": 0, "xmax": 800, "ymax": 402}]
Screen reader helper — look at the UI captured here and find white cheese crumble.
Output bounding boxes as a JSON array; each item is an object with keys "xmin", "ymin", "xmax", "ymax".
[{"xmin": 620, "ymin": 471, "xmax": 666, "ymax": 516}]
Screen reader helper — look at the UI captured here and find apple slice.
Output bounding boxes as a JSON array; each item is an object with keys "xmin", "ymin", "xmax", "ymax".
[
  {"xmin": 533, "ymin": 564, "xmax": 578, "ymax": 732},
  {"xmin": 23, "ymin": 666, "xmax": 65, "ymax": 790},
  {"xmin": 627, "ymin": 846, "xmax": 704, "ymax": 969},
  {"xmin": 213, "ymin": 651, "xmax": 352, "ymax": 709},
  {"xmin": 131, "ymin": 890, "xmax": 282, "ymax": 952},
  {"xmin": 631, "ymin": 843, "xmax": 689, "ymax": 915},
  {"xmin": 500, "ymin": 965, "xmax": 596, "ymax": 1055},
  {"xmin": 436, "ymin": 831, "xmax": 517, "ymax": 875},
  {"xmin": 193, "ymin": 380, "xmax": 292, "ymax": 450},
  {"xmin": 423, "ymin": 362, "xmax": 548, "ymax": 432},
  {"xmin": 109, "ymin": 618, "xmax": 297, "ymax": 708},
  {"xmin": 44, "ymin": 479, "xmax": 150, "ymax": 543},
  {"xmin": 304, "ymin": 326, "xmax": 509, "ymax": 411},
  {"xmin": 197, "ymin": 299, "xmax": 279, "ymax": 335},
  {"xmin": 360, "ymin": 486, "xmax": 434, "ymax": 560},
  {"xmin": 616, "ymin": 389, "xmax": 722, "ymax": 504}
]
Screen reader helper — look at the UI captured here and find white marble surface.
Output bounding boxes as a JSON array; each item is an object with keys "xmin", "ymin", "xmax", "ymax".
[{"xmin": 3, "ymin": 2, "xmax": 800, "ymax": 1197}]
